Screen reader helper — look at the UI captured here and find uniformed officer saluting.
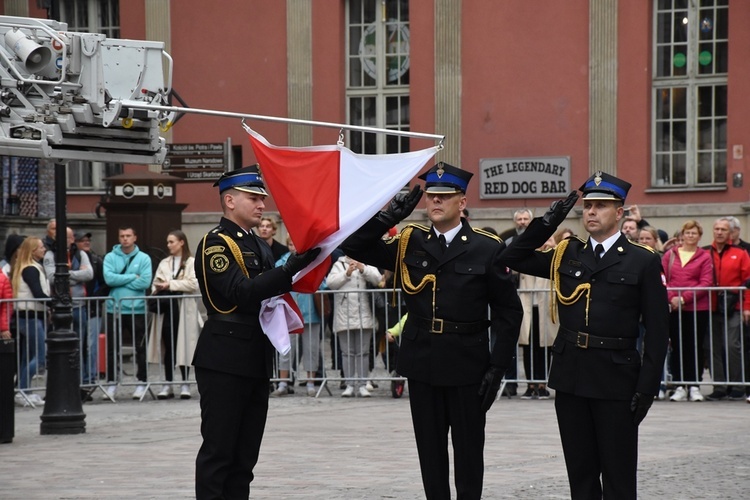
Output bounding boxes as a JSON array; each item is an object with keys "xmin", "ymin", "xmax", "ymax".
[
  {"xmin": 343, "ymin": 162, "xmax": 524, "ymax": 500},
  {"xmin": 502, "ymin": 172, "xmax": 669, "ymax": 500},
  {"xmin": 192, "ymin": 164, "xmax": 319, "ymax": 499}
]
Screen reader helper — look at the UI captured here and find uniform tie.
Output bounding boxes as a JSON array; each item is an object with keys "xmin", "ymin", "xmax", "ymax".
[
  {"xmin": 438, "ymin": 234, "xmax": 447, "ymax": 254},
  {"xmin": 594, "ymin": 243, "xmax": 604, "ymax": 263}
]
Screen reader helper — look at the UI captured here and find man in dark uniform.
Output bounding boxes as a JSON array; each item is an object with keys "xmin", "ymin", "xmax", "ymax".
[
  {"xmin": 193, "ymin": 165, "xmax": 318, "ymax": 499},
  {"xmin": 502, "ymin": 172, "xmax": 669, "ymax": 499},
  {"xmin": 342, "ymin": 162, "xmax": 524, "ymax": 500}
]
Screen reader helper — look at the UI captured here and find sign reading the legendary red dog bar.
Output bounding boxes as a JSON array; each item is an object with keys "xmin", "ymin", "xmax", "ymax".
[{"xmin": 479, "ymin": 156, "xmax": 571, "ymax": 199}]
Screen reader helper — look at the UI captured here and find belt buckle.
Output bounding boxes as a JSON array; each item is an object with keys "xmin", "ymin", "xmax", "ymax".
[
  {"xmin": 431, "ymin": 318, "xmax": 444, "ymax": 334},
  {"xmin": 576, "ymin": 332, "xmax": 589, "ymax": 349}
]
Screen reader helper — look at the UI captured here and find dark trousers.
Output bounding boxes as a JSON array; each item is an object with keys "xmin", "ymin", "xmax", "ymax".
[
  {"xmin": 668, "ymin": 310, "xmax": 709, "ymax": 385},
  {"xmin": 522, "ymin": 306, "xmax": 550, "ymax": 383},
  {"xmin": 555, "ymin": 391, "xmax": 638, "ymax": 500},
  {"xmin": 160, "ymin": 303, "xmax": 188, "ymax": 382},
  {"xmin": 106, "ymin": 313, "xmax": 147, "ymax": 383},
  {"xmin": 195, "ymin": 367, "xmax": 269, "ymax": 500},
  {"xmin": 408, "ymin": 378, "xmax": 486, "ymax": 500}
]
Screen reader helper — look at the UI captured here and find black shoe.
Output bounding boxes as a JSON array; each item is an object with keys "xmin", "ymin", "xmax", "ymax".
[
  {"xmin": 706, "ymin": 390, "xmax": 727, "ymax": 401},
  {"xmin": 80, "ymin": 388, "xmax": 94, "ymax": 402},
  {"xmin": 391, "ymin": 379, "xmax": 405, "ymax": 398},
  {"xmin": 537, "ymin": 388, "xmax": 551, "ymax": 400},
  {"xmin": 520, "ymin": 387, "xmax": 535, "ymax": 400},
  {"xmin": 339, "ymin": 381, "xmax": 347, "ymax": 390},
  {"xmin": 728, "ymin": 389, "xmax": 746, "ymax": 401}
]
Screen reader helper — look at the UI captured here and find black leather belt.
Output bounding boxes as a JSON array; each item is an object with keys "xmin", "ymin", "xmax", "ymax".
[
  {"xmin": 207, "ymin": 312, "xmax": 257, "ymax": 324},
  {"xmin": 559, "ymin": 326, "xmax": 637, "ymax": 350},
  {"xmin": 411, "ymin": 315, "xmax": 490, "ymax": 334}
]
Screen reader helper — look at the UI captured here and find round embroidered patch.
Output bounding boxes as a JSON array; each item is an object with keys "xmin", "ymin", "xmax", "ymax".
[{"xmin": 209, "ymin": 254, "xmax": 229, "ymax": 273}]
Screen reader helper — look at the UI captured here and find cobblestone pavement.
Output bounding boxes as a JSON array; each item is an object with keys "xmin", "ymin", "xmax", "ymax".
[{"xmin": 2, "ymin": 384, "xmax": 749, "ymax": 499}]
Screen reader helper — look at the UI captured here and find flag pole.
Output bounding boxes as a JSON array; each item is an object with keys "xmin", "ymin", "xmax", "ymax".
[{"xmin": 122, "ymin": 103, "xmax": 445, "ymax": 144}]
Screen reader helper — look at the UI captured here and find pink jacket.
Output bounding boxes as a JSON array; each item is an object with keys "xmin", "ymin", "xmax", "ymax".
[
  {"xmin": 662, "ymin": 246, "xmax": 713, "ymax": 311},
  {"xmin": 0, "ymin": 272, "xmax": 12, "ymax": 332}
]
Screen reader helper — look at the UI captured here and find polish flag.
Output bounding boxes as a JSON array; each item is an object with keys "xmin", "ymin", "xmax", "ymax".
[{"xmin": 244, "ymin": 124, "xmax": 438, "ymax": 293}]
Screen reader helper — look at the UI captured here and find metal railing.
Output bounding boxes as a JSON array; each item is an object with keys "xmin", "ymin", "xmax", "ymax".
[{"xmin": 2, "ymin": 285, "xmax": 748, "ymax": 404}]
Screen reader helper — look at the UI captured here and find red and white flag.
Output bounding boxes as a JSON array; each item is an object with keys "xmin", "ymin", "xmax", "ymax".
[{"xmin": 244, "ymin": 124, "xmax": 438, "ymax": 293}]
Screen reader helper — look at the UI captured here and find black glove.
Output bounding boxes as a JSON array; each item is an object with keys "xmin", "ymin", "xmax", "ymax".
[
  {"xmin": 630, "ymin": 392, "xmax": 654, "ymax": 426},
  {"xmin": 542, "ymin": 191, "xmax": 579, "ymax": 227},
  {"xmin": 478, "ymin": 366, "xmax": 504, "ymax": 412},
  {"xmin": 377, "ymin": 185, "xmax": 423, "ymax": 227},
  {"xmin": 282, "ymin": 247, "xmax": 321, "ymax": 276}
]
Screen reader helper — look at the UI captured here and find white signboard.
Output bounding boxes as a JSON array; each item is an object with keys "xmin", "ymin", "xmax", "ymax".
[{"xmin": 479, "ymin": 156, "xmax": 571, "ymax": 199}]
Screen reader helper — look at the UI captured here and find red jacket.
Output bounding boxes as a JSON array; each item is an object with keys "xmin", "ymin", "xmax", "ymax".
[
  {"xmin": 662, "ymin": 246, "xmax": 713, "ymax": 311},
  {"xmin": 705, "ymin": 242, "xmax": 750, "ymax": 312},
  {"xmin": 0, "ymin": 272, "xmax": 12, "ymax": 332}
]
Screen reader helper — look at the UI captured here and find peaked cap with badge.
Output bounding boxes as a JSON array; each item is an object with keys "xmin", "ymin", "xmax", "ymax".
[
  {"xmin": 213, "ymin": 164, "xmax": 268, "ymax": 195},
  {"xmin": 579, "ymin": 171, "xmax": 631, "ymax": 202},
  {"xmin": 418, "ymin": 162, "xmax": 473, "ymax": 194}
]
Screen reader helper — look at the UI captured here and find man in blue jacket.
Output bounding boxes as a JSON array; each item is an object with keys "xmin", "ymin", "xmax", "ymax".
[{"xmin": 102, "ymin": 226, "xmax": 153, "ymax": 400}]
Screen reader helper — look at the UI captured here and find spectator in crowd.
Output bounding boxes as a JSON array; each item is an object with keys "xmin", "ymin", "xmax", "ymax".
[
  {"xmin": 11, "ymin": 237, "xmax": 50, "ymax": 406},
  {"xmin": 75, "ymin": 231, "xmax": 105, "ymax": 399},
  {"xmin": 385, "ymin": 312, "xmax": 407, "ymax": 398},
  {"xmin": 102, "ymin": 227, "xmax": 153, "ymax": 401},
  {"xmin": 272, "ymin": 236, "xmax": 327, "ymax": 397},
  {"xmin": 499, "ymin": 208, "xmax": 534, "ymax": 397},
  {"xmin": 43, "ymin": 227, "xmax": 93, "ymax": 392},
  {"xmin": 1, "ymin": 233, "xmax": 26, "ymax": 276},
  {"xmin": 0, "ymin": 261, "xmax": 12, "ymax": 340},
  {"xmin": 147, "ymin": 229, "xmax": 202, "ymax": 400},
  {"xmin": 518, "ymin": 235, "xmax": 557, "ymax": 400},
  {"xmin": 620, "ymin": 219, "xmax": 639, "ymax": 242},
  {"xmin": 257, "ymin": 216, "xmax": 288, "ymax": 261},
  {"xmin": 505, "ymin": 208, "xmax": 532, "ymax": 245},
  {"xmin": 703, "ymin": 217, "xmax": 750, "ymax": 401},
  {"xmin": 326, "ymin": 254, "xmax": 382, "ymax": 397},
  {"xmin": 501, "ymin": 173, "xmax": 668, "ymax": 499},
  {"xmin": 727, "ymin": 216, "xmax": 750, "ymax": 255},
  {"xmin": 192, "ymin": 165, "xmax": 319, "ymax": 498},
  {"xmin": 343, "ymin": 163, "xmax": 524, "ymax": 499},
  {"xmin": 42, "ymin": 218, "xmax": 56, "ymax": 252},
  {"xmin": 663, "ymin": 229, "xmax": 683, "ymax": 253},
  {"xmin": 637, "ymin": 226, "xmax": 664, "ymax": 254},
  {"xmin": 662, "ymin": 220, "xmax": 713, "ymax": 402}
]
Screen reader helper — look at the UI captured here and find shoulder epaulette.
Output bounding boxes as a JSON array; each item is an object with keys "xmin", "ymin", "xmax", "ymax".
[
  {"xmin": 571, "ymin": 235, "xmax": 586, "ymax": 244},
  {"xmin": 472, "ymin": 227, "xmax": 502, "ymax": 243},
  {"xmin": 406, "ymin": 222, "xmax": 430, "ymax": 232},
  {"xmin": 627, "ymin": 239, "xmax": 656, "ymax": 253}
]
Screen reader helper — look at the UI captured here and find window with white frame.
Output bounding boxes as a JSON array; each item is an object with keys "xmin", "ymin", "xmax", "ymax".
[
  {"xmin": 60, "ymin": 0, "xmax": 122, "ymax": 191},
  {"xmin": 652, "ymin": 0, "xmax": 728, "ymax": 188},
  {"xmin": 346, "ymin": 0, "xmax": 410, "ymax": 154}
]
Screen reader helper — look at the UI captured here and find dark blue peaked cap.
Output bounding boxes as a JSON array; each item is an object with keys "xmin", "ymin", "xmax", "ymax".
[
  {"xmin": 213, "ymin": 164, "xmax": 268, "ymax": 195},
  {"xmin": 418, "ymin": 162, "xmax": 473, "ymax": 194},
  {"xmin": 579, "ymin": 171, "xmax": 630, "ymax": 202}
]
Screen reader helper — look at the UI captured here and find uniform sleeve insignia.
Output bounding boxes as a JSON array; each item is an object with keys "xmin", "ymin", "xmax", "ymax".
[
  {"xmin": 209, "ymin": 254, "xmax": 230, "ymax": 273},
  {"xmin": 204, "ymin": 245, "xmax": 225, "ymax": 256}
]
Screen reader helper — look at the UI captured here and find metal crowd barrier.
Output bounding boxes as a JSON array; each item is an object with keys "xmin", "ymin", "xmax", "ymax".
[{"xmin": 2, "ymin": 285, "xmax": 748, "ymax": 404}]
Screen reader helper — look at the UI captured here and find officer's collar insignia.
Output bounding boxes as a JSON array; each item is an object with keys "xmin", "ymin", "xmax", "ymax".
[
  {"xmin": 594, "ymin": 171, "xmax": 602, "ymax": 186},
  {"xmin": 617, "ymin": 246, "xmax": 624, "ymax": 252},
  {"xmin": 436, "ymin": 163, "xmax": 445, "ymax": 178},
  {"xmin": 236, "ymin": 232, "xmax": 243, "ymax": 238},
  {"xmin": 461, "ymin": 235, "xmax": 467, "ymax": 241}
]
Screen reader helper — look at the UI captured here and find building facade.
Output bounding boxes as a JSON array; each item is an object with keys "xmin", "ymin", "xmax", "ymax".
[{"xmin": 0, "ymin": 0, "xmax": 747, "ymax": 251}]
